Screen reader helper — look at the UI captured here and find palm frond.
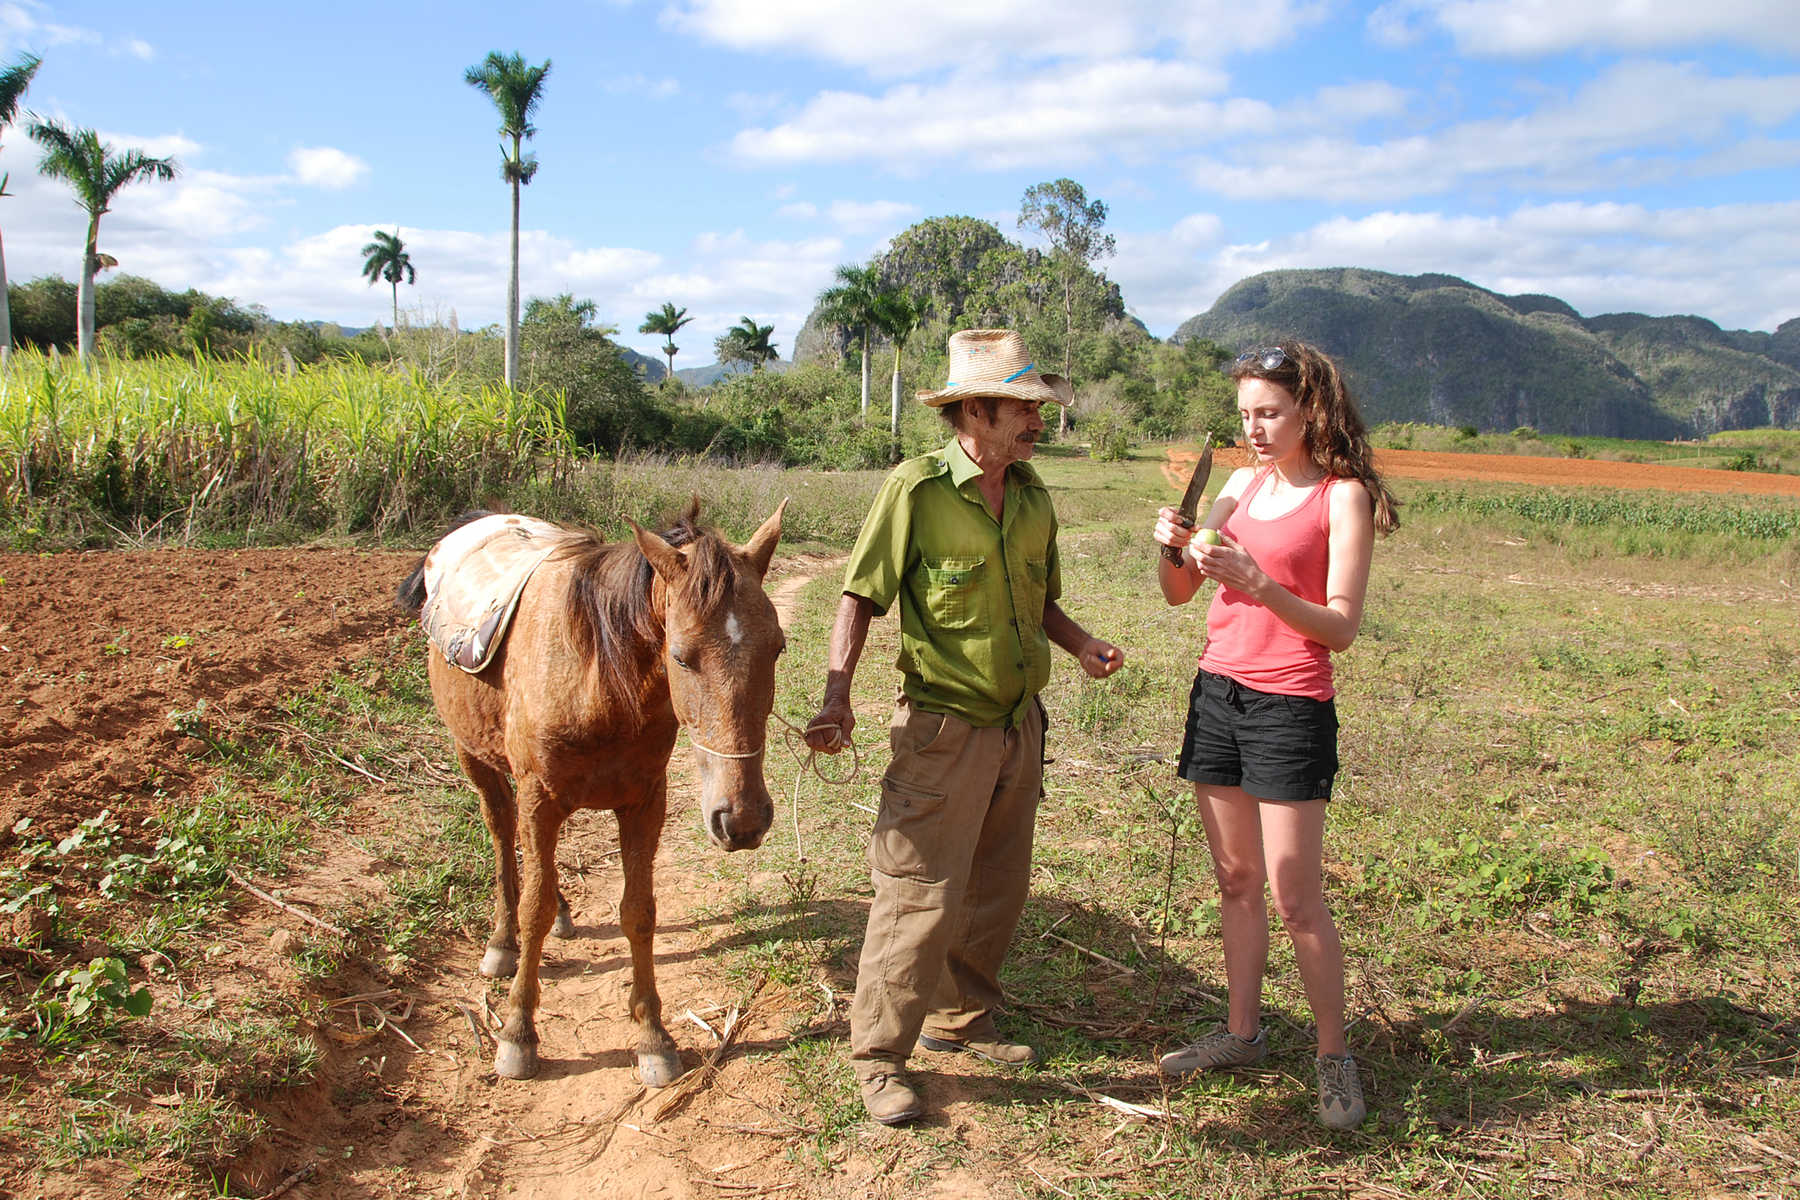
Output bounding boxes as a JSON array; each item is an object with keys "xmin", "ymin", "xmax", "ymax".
[{"xmin": 0, "ymin": 53, "xmax": 42, "ymax": 126}]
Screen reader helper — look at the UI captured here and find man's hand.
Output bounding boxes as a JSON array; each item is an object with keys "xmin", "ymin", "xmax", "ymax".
[
  {"xmin": 804, "ymin": 696, "xmax": 855, "ymax": 753},
  {"xmin": 1078, "ymin": 638, "xmax": 1124, "ymax": 680}
]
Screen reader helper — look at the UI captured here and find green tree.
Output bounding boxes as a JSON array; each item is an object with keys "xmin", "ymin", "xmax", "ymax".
[
  {"xmin": 27, "ymin": 118, "xmax": 178, "ymax": 364},
  {"xmin": 359, "ymin": 228, "xmax": 416, "ymax": 330},
  {"xmin": 0, "ymin": 52, "xmax": 42, "ymax": 359},
  {"xmin": 717, "ymin": 315, "xmax": 777, "ymax": 373},
  {"xmin": 1018, "ymin": 178, "xmax": 1115, "ymax": 434},
  {"xmin": 638, "ymin": 301, "xmax": 692, "ymax": 385},
  {"xmin": 816, "ymin": 263, "xmax": 882, "ymax": 415},
  {"xmin": 520, "ymin": 292, "xmax": 658, "ymax": 451},
  {"xmin": 464, "ymin": 51, "xmax": 551, "ymax": 391},
  {"xmin": 873, "ymin": 288, "xmax": 922, "ymax": 452}
]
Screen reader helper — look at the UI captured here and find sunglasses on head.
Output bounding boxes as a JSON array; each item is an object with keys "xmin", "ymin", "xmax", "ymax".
[{"xmin": 1234, "ymin": 347, "xmax": 1289, "ymax": 371}]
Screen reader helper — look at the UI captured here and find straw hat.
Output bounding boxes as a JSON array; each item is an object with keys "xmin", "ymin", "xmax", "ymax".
[{"xmin": 915, "ymin": 329, "xmax": 1072, "ymax": 407}]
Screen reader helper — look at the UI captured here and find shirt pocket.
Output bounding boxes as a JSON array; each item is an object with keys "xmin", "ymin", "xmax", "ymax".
[
  {"xmin": 920, "ymin": 556, "xmax": 987, "ymax": 632},
  {"xmin": 1021, "ymin": 556, "xmax": 1050, "ymax": 626}
]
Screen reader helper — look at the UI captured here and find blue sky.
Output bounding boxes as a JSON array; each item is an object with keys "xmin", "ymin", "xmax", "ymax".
[{"xmin": 3, "ymin": 0, "xmax": 1798, "ymax": 366}]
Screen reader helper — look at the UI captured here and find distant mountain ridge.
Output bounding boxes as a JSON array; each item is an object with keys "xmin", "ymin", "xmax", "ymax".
[{"xmin": 1173, "ymin": 269, "xmax": 1800, "ymax": 437}]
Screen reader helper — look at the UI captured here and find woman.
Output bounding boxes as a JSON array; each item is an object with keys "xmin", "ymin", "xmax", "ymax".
[{"xmin": 1152, "ymin": 341, "xmax": 1398, "ymax": 1131}]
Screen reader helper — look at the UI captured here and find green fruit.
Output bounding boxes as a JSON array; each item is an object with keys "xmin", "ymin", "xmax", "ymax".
[{"xmin": 1197, "ymin": 528, "xmax": 1223, "ymax": 546}]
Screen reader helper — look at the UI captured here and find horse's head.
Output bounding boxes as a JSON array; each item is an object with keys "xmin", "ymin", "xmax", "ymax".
[{"xmin": 633, "ymin": 500, "xmax": 787, "ymax": 851}]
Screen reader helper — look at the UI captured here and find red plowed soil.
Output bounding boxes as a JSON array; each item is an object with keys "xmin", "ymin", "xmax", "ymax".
[{"xmin": 1160, "ymin": 446, "xmax": 1800, "ymax": 496}]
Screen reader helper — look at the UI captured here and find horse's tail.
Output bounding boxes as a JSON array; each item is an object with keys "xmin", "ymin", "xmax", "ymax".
[{"xmin": 395, "ymin": 509, "xmax": 496, "ymax": 617}]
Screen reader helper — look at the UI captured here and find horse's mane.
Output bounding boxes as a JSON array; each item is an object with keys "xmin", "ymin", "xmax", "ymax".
[{"xmin": 559, "ymin": 505, "xmax": 742, "ymax": 706}]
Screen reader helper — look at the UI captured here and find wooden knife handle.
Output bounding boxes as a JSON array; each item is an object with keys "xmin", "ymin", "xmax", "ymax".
[{"xmin": 1160, "ymin": 515, "xmax": 1194, "ymax": 565}]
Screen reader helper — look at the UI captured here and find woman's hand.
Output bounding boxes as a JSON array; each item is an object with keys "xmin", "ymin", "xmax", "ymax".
[
  {"xmin": 1191, "ymin": 533, "xmax": 1269, "ymax": 599},
  {"xmin": 1154, "ymin": 506, "xmax": 1195, "ymax": 561}
]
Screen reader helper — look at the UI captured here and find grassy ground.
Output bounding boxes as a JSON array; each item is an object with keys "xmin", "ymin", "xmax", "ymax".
[
  {"xmin": 722, "ymin": 450, "xmax": 1800, "ymax": 1197},
  {"xmin": 7, "ymin": 447, "xmax": 1796, "ymax": 1196}
]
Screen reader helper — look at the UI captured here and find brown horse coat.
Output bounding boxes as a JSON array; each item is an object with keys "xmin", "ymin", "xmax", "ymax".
[{"xmin": 403, "ymin": 502, "xmax": 786, "ymax": 1084}]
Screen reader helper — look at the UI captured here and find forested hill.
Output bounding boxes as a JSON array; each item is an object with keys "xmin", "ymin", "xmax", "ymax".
[{"xmin": 1173, "ymin": 268, "xmax": 1800, "ymax": 438}]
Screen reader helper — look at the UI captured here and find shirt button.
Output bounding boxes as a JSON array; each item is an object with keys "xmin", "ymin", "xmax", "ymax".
[{"xmin": 1014, "ymin": 661, "xmax": 1023, "ymax": 669}]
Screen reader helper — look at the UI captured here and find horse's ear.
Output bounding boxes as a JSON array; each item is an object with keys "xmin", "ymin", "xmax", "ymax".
[
  {"xmin": 629, "ymin": 519, "xmax": 689, "ymax": 582},
  {"xmin": 742, "ymin": 498, "xmax": 788, "ymax": 580}
]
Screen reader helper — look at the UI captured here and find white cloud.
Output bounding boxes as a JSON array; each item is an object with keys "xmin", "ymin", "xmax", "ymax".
[
  {"xmin": 92, "ymin": 130, "xmax": 200, "ymax": 161},
  {"xmin": 126, "ymin": 36, "xmax": 152, "ymax": 60},
  {"xmin": 1111, "ymin": 200, "xmax": 1800, "ymax": 336},
  {"xmin": 0, "ymin": 2, "xmax": 99, "ymax": 51},
  {"xmin": 604, "ymin": 74, "xmax": 680, "ymax": 99},
  {"xmin": 287, "ymin": 146, "xmax": 369, "ymax": 190},
  {"xmin": 778, "ymin": 198, "xmax": 918, "ymax": 232},
  {"xmin": 665, "ymin": 0, "xmax": 1320, "ymax": 76},
  {"xmin": 732, "ymin": 59, "xmax": 1256, "ymax": 169},
  {"xmin": 1189, "ymin": 61, "xmax": 1800, "ymax": 201},
  {"xmin": 1369, "ymin": 0, "xmax": 1800, "ymax": 56}
]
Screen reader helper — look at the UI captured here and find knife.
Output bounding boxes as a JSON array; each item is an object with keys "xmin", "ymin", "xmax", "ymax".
[{"xmin": 1161, "ymin": 433, "xmax": 1214, "ymax": 565}]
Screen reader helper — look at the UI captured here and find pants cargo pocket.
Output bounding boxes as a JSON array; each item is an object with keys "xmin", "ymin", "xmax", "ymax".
[{"xmin": 868, "ymin": 775, "xmax": 949, "ymax": 880}]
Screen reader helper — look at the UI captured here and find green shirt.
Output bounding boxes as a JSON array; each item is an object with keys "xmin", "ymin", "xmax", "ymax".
[{"xmin": 843, "ymin": 437, "xmax": 1063, "ymax": 728}]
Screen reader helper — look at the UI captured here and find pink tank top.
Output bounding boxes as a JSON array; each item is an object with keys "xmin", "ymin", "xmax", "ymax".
[{"xmin": 1198, "ymin": 468, "xmax": 1339, "ymax": 700}]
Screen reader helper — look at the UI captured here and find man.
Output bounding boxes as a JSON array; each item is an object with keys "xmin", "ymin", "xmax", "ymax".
[{"xmin": 805, "ymin": 328, "xmax": 1124, "ymax": 1125}]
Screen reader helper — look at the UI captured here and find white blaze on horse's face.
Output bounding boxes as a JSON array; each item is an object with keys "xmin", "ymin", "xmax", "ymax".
[{"xmin": 633, "ymin": 501, "xmax": 788, "ymax": 851}]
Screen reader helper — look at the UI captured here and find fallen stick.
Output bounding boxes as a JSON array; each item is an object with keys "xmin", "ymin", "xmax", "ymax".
[
  {"xmin": 1042, "ymin": 931, "xmax": 1135, "ymax": 975},
  {"xmin": 259, "ymin": 1162, "xmax": 318, "ymax": 1200},
  {"xmin": 227, "ymin": 869, "xmax": 349, "ymax": 937}
]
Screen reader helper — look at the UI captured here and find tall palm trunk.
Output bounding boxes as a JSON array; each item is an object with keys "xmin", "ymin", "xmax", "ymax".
[
  {"xmin": 889, "ymin": 342, "xmax": 904, "ymax": 462},
  {"xmin": 77, "ymin": 215, "xmax": 100, "ymax": 363},
  {"xmin": 664, "ymin": 347, "xmax": 676, "ymax": 383},
  {"xmin": 1060, "ymin": 275, "xmax": 1073, "ymax": 435},
  {"xmin": 391, "ymin": 279, "xmax": 400, "ymax": 330},
  {"xmin": 858, "ymin": 330, "xmax": 870, "ymax": 416},
  {"xmin": 0, "ymin": 227, "xmax": 11, "ymax": 361},
  {"xmin": 505, "ymin": 134, "xmax": 522, "ymax": 390}
]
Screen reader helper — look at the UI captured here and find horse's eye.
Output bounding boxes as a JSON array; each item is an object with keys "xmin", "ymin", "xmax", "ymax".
[{"xmin": 670, "ymin": 648, "xmax": 695, "ymax": 671}]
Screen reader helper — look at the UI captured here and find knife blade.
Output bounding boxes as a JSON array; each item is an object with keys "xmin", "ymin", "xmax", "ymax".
[{"xmin": 1161, "ymin": 433, "xmax": 1214, "ymax": 565}]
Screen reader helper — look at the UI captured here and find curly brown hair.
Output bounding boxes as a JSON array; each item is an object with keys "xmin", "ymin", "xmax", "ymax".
[{"xmin": 1229, "ymin": 340, "xmax": 1400, "ymax": 535}]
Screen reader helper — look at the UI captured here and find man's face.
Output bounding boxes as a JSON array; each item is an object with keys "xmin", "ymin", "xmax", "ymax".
[{"xmin": 967, "ymin": 397, "xmax": 1047, "ymax": 464}]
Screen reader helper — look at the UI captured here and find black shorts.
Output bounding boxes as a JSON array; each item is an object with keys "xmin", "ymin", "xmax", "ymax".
[{"xmin": 1177, "ymin": 669, "xmax": 1339, "ymax": 802}]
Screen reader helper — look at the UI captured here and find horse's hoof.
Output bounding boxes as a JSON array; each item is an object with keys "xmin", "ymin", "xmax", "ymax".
[
  {"xmin": 552, "ymin": 911, "xmax": 576, "ymax": 939},
  {"xmin": 637, "ymin": 1049, "xmax": 684, "ymax": 1089},
  {"xmin": 479, "ymin": 946, "xmax": 518, "ymax": 978},
  {"xmin": 495, "ymin": 1039, "xmax": 539, "ymax": 1080}
]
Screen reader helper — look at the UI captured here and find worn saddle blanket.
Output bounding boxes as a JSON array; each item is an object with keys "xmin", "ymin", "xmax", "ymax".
[{"xmin": 421, "ymin": 513, "xmax": 571, "ymax": 673}]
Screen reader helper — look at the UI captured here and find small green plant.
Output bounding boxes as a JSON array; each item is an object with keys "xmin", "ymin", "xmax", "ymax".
[{"xmin": 32, "ymin": 957, "xmax": 153, "ymax": 1048}]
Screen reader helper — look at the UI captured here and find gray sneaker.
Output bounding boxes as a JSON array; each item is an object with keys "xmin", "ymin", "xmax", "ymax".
[
  {"xmin": 1157, "ymin": 1027, "xmax": 1267, "ymax": 1078},
  {"xmin": 1316, "ymin": 1053, "xmax": 1366, "ymax": 1130}
]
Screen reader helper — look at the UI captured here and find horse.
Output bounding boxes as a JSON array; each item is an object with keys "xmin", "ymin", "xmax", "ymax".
[{"xmin": 397, "ymin": 500, "xmax": 786, "ymax": 1085}]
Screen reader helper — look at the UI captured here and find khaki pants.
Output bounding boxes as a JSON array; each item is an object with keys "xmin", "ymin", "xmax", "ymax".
[{"xmin": 849, "ymin": 696, "xmax": 1045, "ymax": 1078}]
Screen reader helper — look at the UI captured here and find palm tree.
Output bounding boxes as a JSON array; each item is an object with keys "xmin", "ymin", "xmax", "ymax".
[
  {"xmin": 816, "ymin": 263, "xmax": 881, "ymax": 416},
  {"xmin": 874, "ymin": 289, "xmax": 923, "ymax": 451},
  {"xmin": 722, "ymin": 315, "xmax": 777, "ymax": 372},
  {"xmin": 638, "ymin": 301, "xmax": 692, "ymax": 385},
  {"xmin": 464, "ymin": 51, "xmax": 551, "ymax": 391},
  {"xmin": 0, "ymin": 52, "xmax": 43, "ymax": 359},
  {"xmin": 360, "ymin": 229, "xmax": 416, "ymax": 330},
  {"xmin": 28, "ymin": 118, "xmax": 178, "ymax": 363}
]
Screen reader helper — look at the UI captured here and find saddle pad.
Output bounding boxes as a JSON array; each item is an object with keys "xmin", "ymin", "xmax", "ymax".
[{"xmin": 420, "ymin": 513, "xmax": 570, "ymax": 673}]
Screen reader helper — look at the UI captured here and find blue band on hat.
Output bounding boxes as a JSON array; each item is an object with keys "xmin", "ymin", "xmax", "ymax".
[{"xmin": 936, "ymin": 363, "xmax": 1036, "ymax": 386}]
